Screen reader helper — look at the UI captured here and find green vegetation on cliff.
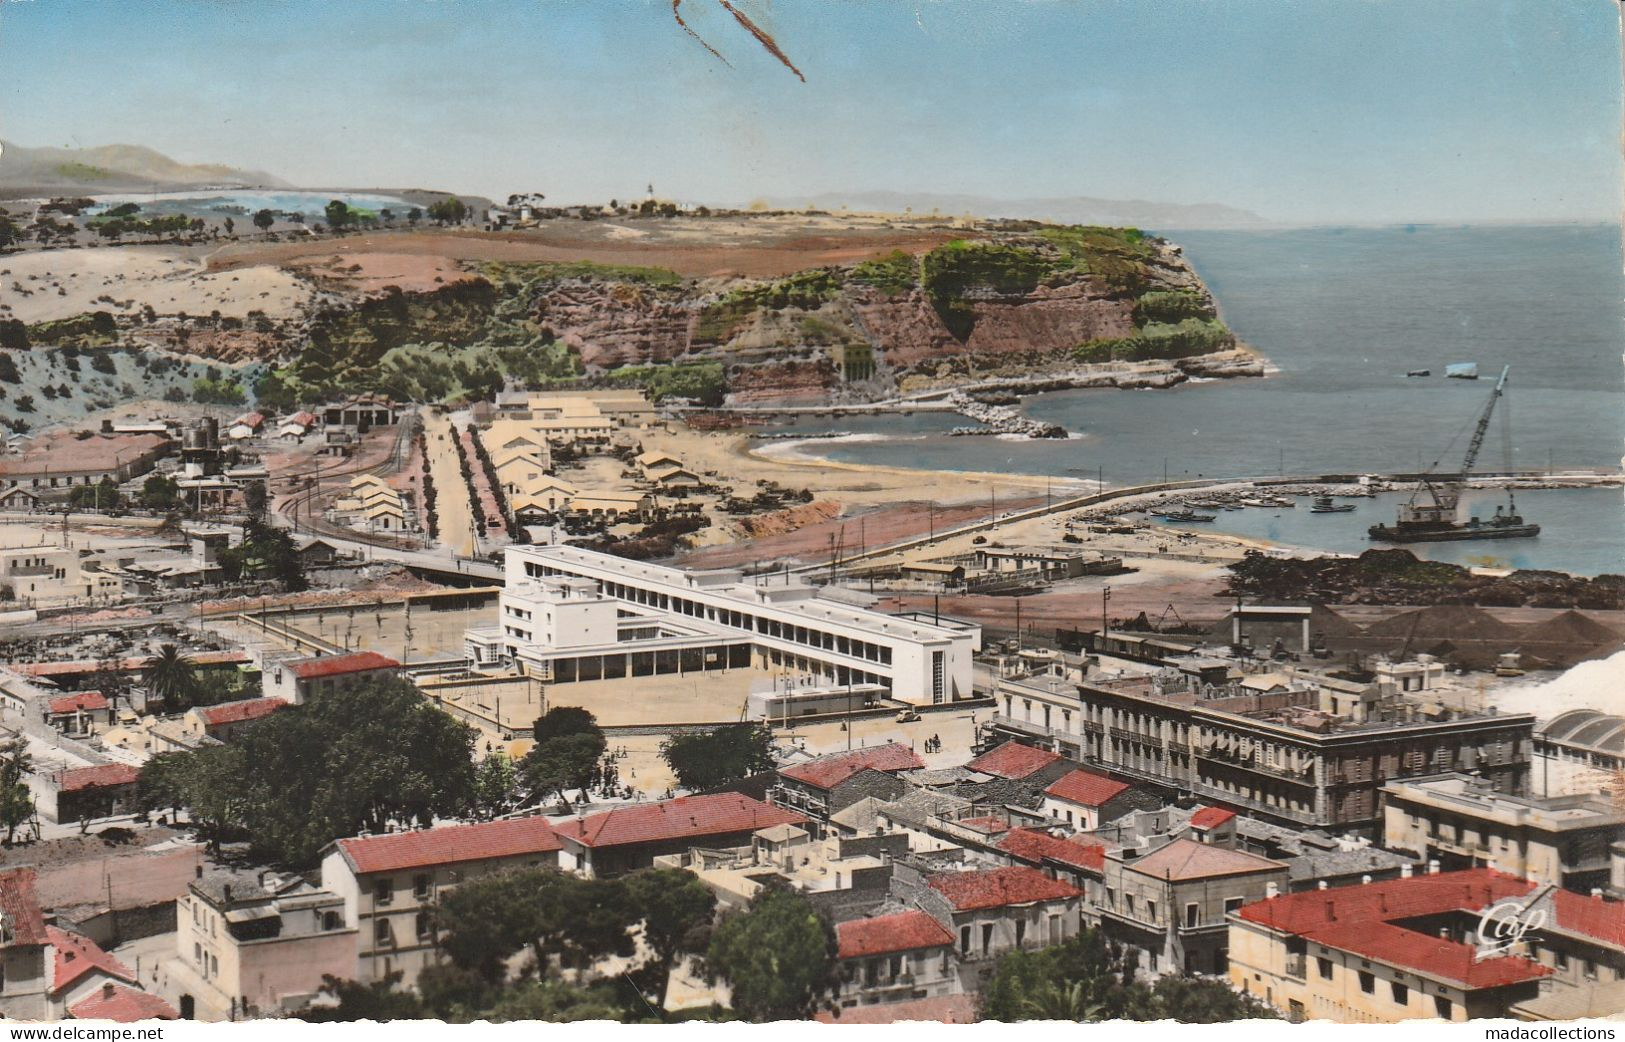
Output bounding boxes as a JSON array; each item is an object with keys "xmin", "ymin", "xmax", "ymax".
[
  {"xmin": 605, "ymin": 362, "xmax": 728, "ymax": 407},
  {"xmin": 480, "ymin": 260, "xmax": 682, "ymax": 288},
  {"xmin": 1073, "ymin": 316, "xmax": 1233, "ymax": 363}
]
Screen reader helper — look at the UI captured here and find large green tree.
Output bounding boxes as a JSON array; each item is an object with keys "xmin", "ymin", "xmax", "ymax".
[
  {"xmin": 660, "ymin": 724, "xmax": 776, "ymax": 792},
  {"xmin": 143, "ymin": 675, "xmax": 477, "ymax": 865},
  {"xmin": 705, "ymin": 886, "xmax": 837, "ymax": 1022},
  {"xmin": 522, "ymin": 707, "xmax": 606, "ymax": 804},
  {"xmin": 435, "ymin": 868, "xmax": 636, "ymax": 983},
  {"xmin": 624, "ymin": 868, "xmax": 716, "ymax": 1011}
]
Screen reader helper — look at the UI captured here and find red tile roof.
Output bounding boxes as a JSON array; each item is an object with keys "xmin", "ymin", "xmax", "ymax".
[
  {"xmin": 47, "ymin": 691, "xmax": 109, "ymax": 715},
  {"xmin": 1190, "ymin": 806, "xmax": 1237, "ymax": 829},
  {"xmin": 1044, "ymin": 769, "xmax": 1131, "ymax": 807},
  {"xmin": 54, "ymin": 764, "xmax": 140, "ymax": 793},
  {"xmin": 778, "ymin": 743, "xmax": 925, "ymax": 790},
  {"xmin": 336, "ymin": 816, "xmax": 562, "ymax": 875},
  {"xmin": 997, "ymin": 827, "xmax": 1108, "ymax": 874},
  {"xmin": 927, "ymin": 866, "xmax": 1083, "ymax": 911},
  {"xmin": 814, "ymin": 994, "xmax": 977, "ymax": 1024},
  {"xmin": 1131, "ymin": 838, "xmax": 1286, "ymax": 881},
  {"xmin": 967, "ymin": 741, "xmax": 1063, "ymax": 780},
  {"xmin": 0, "ymin": 869, "xmax": 48, "ymax": 947},
  {"xmin": 69, "ymin": 984, "xmax": 178, "ymax": 1022},
  {"xmin": 288, "ymin": 651, "xmax": 400, "ymax": 680},
  {"xmin": 1305, "ymin": 920, "xmax": 1549, "ymax": 990},
  {"xmin": 49, "ymin": 926, "xmax": 136, "ymax": 997},
  {"xmin": 198, "ymin": 697, "xmax": 286, "ymax": 728},
  {"xmin": 836, "ymin": 910, "xmax": 954, "ymax": 959},
  {"xmin": 1237, "ymin": 868, "xmax": 1537, "ymax": 935},
  {"xmin": 553, "ymin": 794, "xmax": 806, "ymax": 849},
  {"xmin": 1550, "ymin": 889, "xmax": 1625, "ymax": 949}
]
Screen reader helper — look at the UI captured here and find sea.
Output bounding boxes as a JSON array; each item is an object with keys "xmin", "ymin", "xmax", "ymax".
[
  {"xmin": 86, "ymin": 189, "xmax": 418, "ymax": 219},
  {"xmin": 758, "ymin": 224, "xmax": 1625, "ymax": 576}
]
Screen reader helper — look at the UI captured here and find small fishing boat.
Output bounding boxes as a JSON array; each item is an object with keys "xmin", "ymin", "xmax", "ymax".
[
  {"xmin": 1445, "ymin": 362, "xmax": 1479, "ymax": 380},
  {"xmin": 1406, "ymin": 368, "xmax": 1431, "ymax": 377},
  {"xmin": 1309, "ymin": 495, "xmax": 1356, "ymax": 514},
  {"xmin": 1155, "ymin": 509, "xmax": 1217, "ymax": 523}
]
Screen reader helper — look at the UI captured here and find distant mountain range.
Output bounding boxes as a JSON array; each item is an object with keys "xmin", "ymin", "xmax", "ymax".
[
  {"xmin": 763, "ymin": 190, "xmax": 1266, "ymax": 229},
  {"xmin": 0, "ymin": 140, "xmax": 288, "ymax": 194}
]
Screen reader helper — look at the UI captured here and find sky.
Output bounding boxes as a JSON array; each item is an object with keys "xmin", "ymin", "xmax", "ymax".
[{"xmin": 0, "ymin": 0, "xmax": 1621, "ymax": 224}]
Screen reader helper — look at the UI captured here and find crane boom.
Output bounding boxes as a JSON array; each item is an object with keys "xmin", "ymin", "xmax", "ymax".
[{"xmin": 1457, "ymin": 365, "xmax": 1510, "ymax": 485}]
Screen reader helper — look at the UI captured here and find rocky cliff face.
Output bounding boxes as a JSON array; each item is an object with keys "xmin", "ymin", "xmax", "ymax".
[
  {"xmin": 272, "ymin": 225, "xmax": 1246, "ymax": 406},
  {"xmin": 504, "ymin": 228, "xmax": 1237, "ymax": 404}
]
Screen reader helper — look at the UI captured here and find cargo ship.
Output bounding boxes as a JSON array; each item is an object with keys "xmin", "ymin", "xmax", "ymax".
[{"xmin": 1368, "ymin": 365, "xmax": 1540, "ymax": 544}]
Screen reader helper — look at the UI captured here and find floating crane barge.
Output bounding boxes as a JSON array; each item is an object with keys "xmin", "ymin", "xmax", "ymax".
[{"xmin": 1368, "ymin": 365, "xmax": 1540, "ymax": 544}]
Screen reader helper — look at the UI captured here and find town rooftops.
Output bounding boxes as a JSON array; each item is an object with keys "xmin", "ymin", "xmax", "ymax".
[
  {"xmin": 0, "ymin": 868, "xmax": 48, "ymax": 947},
  {"xmin": 49, "ymin": 926, "xmax": 135, "ymax": 997},
  {"xmin": 287, "ymin": 651, "xmax": 401, "ymax": 680},
  {"xmin": 1237, "ymin": 867, "xmax": 1536, "ymax": 936},
  {"xmin": 553, "ymin": 793, "xmax": 806, "ymax": 849},
  {"xmin": 1044, "ymin": 769, "xmax": 1131, "ymax": 807},
  {"xmin": 778, "ymin": 743, "xmax": 925, "ymax": 790},
  {"xmin": 1189, "ymin": 806, "xmax": 1238, "ymax": 830},
  {"xmin": 46, "ymin": 691, "xmax": 109, "ymax": 715},
  {"xmin": 69, "ymin": 984, "xmax": 179, "ymax": 1023},
  {"xmin": 1128, "ymin": 838, "xmax": 1286, "ymax": 881},
  {"xmin": 52, "ymin": 764, "xmax": 140, "ymax": 793},
  {"xmin": 198, "ymin": 697, "xmax": 286, "ymax": 728},
  {"xmin": 1306, "ymin": 919, "xmax": 1549, "ymax": 990},
  {"xmin": 967, "ymin": 741, "xmax": 1064, "ymax": 781},
  {"xmin": 997, "ymin": 827, "xmax": 1108, "ymax": 874},
  {"xmin": 927, "ymin": 865, "xmax": 1083, "ymax": 911},
  {"xmin": 836, "ymin": 910, "xmax": 954, "ymax": 960},
  {"xmin": 334, "ymin": 816, "xmax": 562, "ymax": 875}
]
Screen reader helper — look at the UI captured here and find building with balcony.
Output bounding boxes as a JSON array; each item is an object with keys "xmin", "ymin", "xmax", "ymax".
[
  {"xmin": 1383, "ymin": 774, "xmax": 1625, "ymax": 893},
  {"xmin": 1099, "ymin": 836, "xmax": 1289, "ymax": 977},
  {"xmin": 833, "ymin": 910, "xmax": 958, "ymax": 1010},
  {"xmin": 991, "ymin": 667, "xmax": 1533, "ymax": 835},
  {"xmin": 1227, "ymin": 868, "xmax": 1550, "ymax": 1023},
  {"xmin": 899, "ymin": 863, "xmax": 1084, "ymax": 991},
  {"xmin": 487, "ymin": 545, "xmax": 981, "ymax": 705}
]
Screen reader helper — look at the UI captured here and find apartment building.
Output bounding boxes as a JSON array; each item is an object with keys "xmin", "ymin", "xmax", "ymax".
[
  {"xmin": 552, "ymin": 793, "xmax": 807, "ymax": 878},
  {"xmin": 168, "ymin": 868, "xmax": 355, "ymax": 1021},
  {"xmin": 991, "ymin": 668, "xmax": 1533, "ymax": 835},
  {"xmin": 487, "ymin": 545, "xmax": 980, "ymax": 705},
  {"xmin": 263, "ymin": 651, "xmax": 401, "ymax": 705},
  {"xmin": 1099, "ymin": 837, "xmax": 1290, "ymax": 977},
  {"xmin": 833, "ymin": 910, "xmax": 958, "ymax": 1011},
  {"xmin": 319, "ymin": 816, "xmax": 563, "ymax": 986},
  {"xmin": 1227, "ymin": 868, "xmax": 1550, "ymax": 1023},
  {"xmin": 1383, "ymin": 773, "xmax": 1625, "ymax": 892}
]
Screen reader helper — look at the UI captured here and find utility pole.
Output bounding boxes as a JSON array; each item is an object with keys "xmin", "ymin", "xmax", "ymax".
[{"xmin": 1101, "ymin": 585, "xmax": 1112, "ymax": 644}]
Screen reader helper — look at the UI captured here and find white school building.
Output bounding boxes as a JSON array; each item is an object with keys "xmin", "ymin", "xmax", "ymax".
[{"xmin": 467, "ymin": 545, "xmax": 981, "ymax": 705}]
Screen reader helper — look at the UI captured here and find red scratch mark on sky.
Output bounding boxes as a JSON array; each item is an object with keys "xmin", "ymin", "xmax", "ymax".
[
  {"xmin": 717, "ymin": 0, "xmax": 806, "ymax": 82},
  {"xmin": 672, "ymin": 0, "xmax": 731, "ymax": 67}
]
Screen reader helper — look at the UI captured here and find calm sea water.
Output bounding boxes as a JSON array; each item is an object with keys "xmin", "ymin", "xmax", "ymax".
[
  {"xmin": 762, "ymin": 225, "xmax": 1625, "ymax": 574},
  {"xmin": 88, "ymin": 190, "xmax": 417, "ymax": 218}
]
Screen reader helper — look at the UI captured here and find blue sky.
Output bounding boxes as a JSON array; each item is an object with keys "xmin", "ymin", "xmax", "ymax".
[{"xmin": 1, "ymin": 0, "xmax": 1620, "ymax": 223}]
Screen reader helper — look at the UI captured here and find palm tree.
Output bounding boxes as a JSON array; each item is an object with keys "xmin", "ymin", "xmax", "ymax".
[
  {"xmin": 1019, "ymin": 981, "xmax": 1107, "ymax": 1022},
  {"xmin": 143, "ymin": 644, "xmax": 197, "ymax": 713},
  {"xmin": 0, "ymin": 738, "xmax": 34, "ymax": 844}
]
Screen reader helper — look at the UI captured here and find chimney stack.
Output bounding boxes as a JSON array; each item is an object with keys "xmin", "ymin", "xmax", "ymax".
[
  {"xmin": 1592, "ymin": 888, "xmax": 1604, "ymax": 900},
  {"xmin": 1401, "ymin": 863, "xmax": 1413, "ymax": 878},
  {"xmin": 1265, "ymin": 882, "xmax": 1280, "ymax": 899},
  {"xmin": 1428, "ymin": 859, "xmax": 1440, "ymax": 875},
  {"xmin": 1362, "ymin": 875, "xmax": 1373, "ymax": 886},
  {"xmin": 1318, "ymin": 881, "xmax": 1328, "ymax": 890}
]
